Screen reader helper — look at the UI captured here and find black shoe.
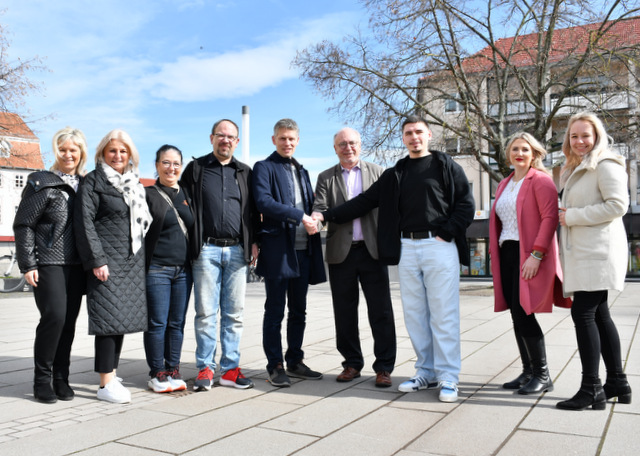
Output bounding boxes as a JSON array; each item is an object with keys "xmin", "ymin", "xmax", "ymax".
[
  {"xmin": 286, "ymin": 362, "xmax": 323, "ymax": 380},
  {"xmin": 268, "ymin": 363, "xmax": 291, "ymax": 387},
  {"xmin": 518, "ymin": 370, "xmax": 553, "ymax": 395},
  {"xmin": 503, "ymin": 369, "xmax": 533, "ymax": 390},
  {"xmin": 53, "ymin": 379, "xmax": 75, "ymax": 401},
  {"xmin": 604, "ymin": 373, "xmax": 632, "ymax": 404},
  {"xmin": 557, "ymin": 380, "xmax": 606, "ymax": 411},
  {"xmin": 34, "ymin": 382, "xmax": 58, "ymax": 404}
]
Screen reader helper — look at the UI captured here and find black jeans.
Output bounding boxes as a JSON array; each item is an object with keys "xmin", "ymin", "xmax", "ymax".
[
  {"xmin": 263, "ymin": 250, "xmax": 310, "ymax": 371},
  {"xmin": 499, "ymin": 241, "xmax": 543, "ymax": 338},
  {"xmin": 33, "ymin": 265, "xmax": 84, "ymax": 384},
  {"xmin": 571, "ymin": 290, "xmax": 623, "ymax": 380},
  {"xmin": 95, "ymin": 335, "xmax": 124, "ymax": 373},
  {"xmin": 328, "ymin": 244, "xmax": 396, "ymax": 373}
]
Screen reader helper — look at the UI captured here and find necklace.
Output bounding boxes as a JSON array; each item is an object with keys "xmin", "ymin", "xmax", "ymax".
[{"xmin": 508, "ymin": 176, "xmax": 523, "ymax": 193}]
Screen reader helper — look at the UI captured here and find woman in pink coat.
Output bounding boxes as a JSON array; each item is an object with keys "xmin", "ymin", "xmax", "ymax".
[{"xmin": 489, "ymin": 132, "xmax": 571, "ymax": 395}]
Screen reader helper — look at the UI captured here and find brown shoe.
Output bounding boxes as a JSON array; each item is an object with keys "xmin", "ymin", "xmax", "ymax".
[
  {"xmin": 375, "ymin": 371, "xmax": 392, "ymax": 388},
  {"xmin": 337, "ymin": 366, "xmax": 361, "ymax": 382}
]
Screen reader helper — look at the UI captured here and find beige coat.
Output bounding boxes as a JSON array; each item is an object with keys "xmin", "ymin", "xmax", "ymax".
[{"xmin": 560, "ymin": 151, "xmax": 629, "ymax": 295}]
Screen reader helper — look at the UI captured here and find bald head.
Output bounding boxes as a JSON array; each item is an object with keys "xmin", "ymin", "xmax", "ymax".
[{"xmin": 333, "ymin": 128, "xmax": 362, "ymax": 170}]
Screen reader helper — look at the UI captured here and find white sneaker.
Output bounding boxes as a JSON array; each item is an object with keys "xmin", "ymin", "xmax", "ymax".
[
  {"xmin": 97, "ymin": 378, "xmax": 131, "ymax": 403},
  {"xmin": 398, "ymin": 376, "xmax": 439, "ymax": 392},
  {"xmin": 148, "ymin": 373, "xmax": 173, "ymax": 393},
  {"xmin": 438, "ymin": 381, "xmax": 458, "ymax": 403},
  {"xmin": 168, "ymin": 376, "xmax": 186, "ymax": 391}
]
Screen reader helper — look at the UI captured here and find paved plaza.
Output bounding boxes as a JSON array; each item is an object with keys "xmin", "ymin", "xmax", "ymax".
[{"xmin": 0, "ymin": 279, "xmax": 638, "ymax": 455}]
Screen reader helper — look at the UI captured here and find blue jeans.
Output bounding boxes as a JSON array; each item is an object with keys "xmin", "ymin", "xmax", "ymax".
[
  {"xmin": 144, "ymin": 265, "xmax": 192, "ymax": 376},
  {"xmin": 263, "ymin": 249, "xmax": 310, "ymax": 371},
  {"xmin": 192, "ymin": 243, "xmax": 247, "ymax": 372},
  {"xmin": 398, "ymin": 238, "xmax": 461, "ymax": 384}
]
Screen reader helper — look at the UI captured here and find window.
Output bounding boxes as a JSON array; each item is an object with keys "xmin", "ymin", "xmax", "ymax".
[
  {"xmin": 444, "ymin": 94, "xmax": 463, "ymax": 113},
  {"xmin": 0, "ymin": 138, "xmax": 11, "ymax": 158},
  {"xmin": 15, "ymin": 175, "xmax": 24, "ymax": 188}
]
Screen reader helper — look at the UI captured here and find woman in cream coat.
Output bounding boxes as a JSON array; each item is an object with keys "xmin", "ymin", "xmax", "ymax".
[{"xmin": 556, "ymin": 112, "xmax": 631, "ymax": 411}]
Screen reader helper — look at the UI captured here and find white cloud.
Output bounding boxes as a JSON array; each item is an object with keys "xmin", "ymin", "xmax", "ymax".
[{"xmin": 142, "ymin": 12, "xmax": 357, "ymax": 102}]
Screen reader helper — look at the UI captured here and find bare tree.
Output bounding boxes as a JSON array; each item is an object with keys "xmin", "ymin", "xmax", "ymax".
[
  {"xmin": 0, "ymin": 11, "xmax": 45, "ymax": 133},
  {"xmin": 294, "ymin": 0, "xmax": 640, "ymax": 181}
]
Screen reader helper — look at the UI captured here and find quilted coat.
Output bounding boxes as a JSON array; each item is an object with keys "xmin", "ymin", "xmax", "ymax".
[
  {"xmin": 74, "ymin": 165, "xmax": 147, "ymax": 336},
  {"xmin": 13, "ymin": 171, "xmax": 81, "ymax": 273}
]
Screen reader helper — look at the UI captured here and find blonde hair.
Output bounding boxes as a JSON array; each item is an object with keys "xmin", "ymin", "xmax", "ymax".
[
  {"xmin": 504, "ymin": 131, "xmax": 549, "ymax": 174},
  {"xmin": 95, "ymin": 129, "xmax": 139, "ymax": 173},
  {"xmin": 561, "ymin": 112, "xmax": 611, "ymax": 181},
  {"xmin": 50, "ymin": 127, "xmax": 88, "ymax": 175}
]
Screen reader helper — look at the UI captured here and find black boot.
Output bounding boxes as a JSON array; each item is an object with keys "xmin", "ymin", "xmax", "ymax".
[
  {"xmin": 518, "ymin": 336, "xmax": 553, "ymax": 395},
  {"xmin": 53, "ymin": 378, "xmax": 75, "ymax": 401},
  {"xmin": 503, "ymin": 333, "xmax": 532, "ymax": 389},
  {"xmin": 603, "ymin": 373, "xmax": 632, "ymax": 404},
  {"xmin": 557, "ymin": 378, "xmax": 606, "ymax": 411},
  {"xmin": 33, "ymin": 382, "xmax": 57, "ymax": 404}
]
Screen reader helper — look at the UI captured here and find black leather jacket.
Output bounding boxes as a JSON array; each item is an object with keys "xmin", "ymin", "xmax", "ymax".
[{"xmin": 13, "ymin": 171, "xmax": 81, "ymax": 273}]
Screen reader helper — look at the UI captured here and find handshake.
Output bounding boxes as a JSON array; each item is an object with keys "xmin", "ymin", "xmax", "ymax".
[{"xmin": 302, "ymin": 212, "xmax": 325, "ymax": 235}]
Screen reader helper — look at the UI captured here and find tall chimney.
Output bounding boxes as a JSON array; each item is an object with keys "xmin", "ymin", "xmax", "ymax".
[{"xmin": 241, "ymin": 106, "xmax": 250, "ymax": 163}]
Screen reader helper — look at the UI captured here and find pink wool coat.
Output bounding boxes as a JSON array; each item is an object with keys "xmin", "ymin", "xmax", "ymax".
[{"xmin": 489, "ymin": 168, "xmax": 572, "ymax": 314}]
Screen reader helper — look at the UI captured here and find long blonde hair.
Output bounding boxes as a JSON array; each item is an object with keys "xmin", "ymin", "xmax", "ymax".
[
  {"xmin": 95, "ymin": 129, "xmax": 140, "ymax": 173},
  {"xmin": 504, "ymin": 131, "xmax": 549, "ymax": 174},
  {"xmin": 561, "ymin": 112, "xmax": 611, "ymax": 183}
]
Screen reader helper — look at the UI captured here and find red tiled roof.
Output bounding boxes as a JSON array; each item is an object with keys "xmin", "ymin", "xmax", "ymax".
[
  {"xmin": 0, "ymin": 112, "xmax": 44, "ymax": 170},
  {"xmin": 140, "ymin": 177, "xmax": 156, "ymax": 187},
  {"xmin": 440, "ymin": 17, "xmax": 640, "ymax": 75}
]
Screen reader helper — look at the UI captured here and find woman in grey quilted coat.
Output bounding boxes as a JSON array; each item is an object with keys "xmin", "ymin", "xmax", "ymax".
[
  {"xmin": 14, "ymin": 127, "xmax": 88, "ymax": 403},
  {"xmin": 75, "ymin": 129, "xmax": 152, "ymax": 404}
]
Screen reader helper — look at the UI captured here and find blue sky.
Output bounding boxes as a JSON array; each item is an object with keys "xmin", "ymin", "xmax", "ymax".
[{"xmin": 2, "ymin": 0, "xmax": 367, "ymax": 184}]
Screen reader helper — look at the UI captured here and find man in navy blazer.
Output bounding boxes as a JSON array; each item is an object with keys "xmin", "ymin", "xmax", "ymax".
[{"xmin": 252, "ymin": 118, "xmax": 326, "ymax": 387}]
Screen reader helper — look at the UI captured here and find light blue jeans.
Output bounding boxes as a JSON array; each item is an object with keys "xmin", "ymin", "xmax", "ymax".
[
  {"xmin": 192, "ymin": 243, "xmax": 247, "ymax": 372},
  {"xmin": 398, "ymin": 237, "xmax": 461, "ymax": 384}
]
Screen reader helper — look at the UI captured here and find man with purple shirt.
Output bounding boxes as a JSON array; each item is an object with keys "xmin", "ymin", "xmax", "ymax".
[{"xmin": 313, "ymin": 128, "xmax": 396, "ymax": 387}]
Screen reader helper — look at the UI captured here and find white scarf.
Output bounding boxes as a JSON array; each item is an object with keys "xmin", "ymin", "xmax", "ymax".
[{"xmin": 101, "ymin": 163, "xmax": 152, "ymax": 255}]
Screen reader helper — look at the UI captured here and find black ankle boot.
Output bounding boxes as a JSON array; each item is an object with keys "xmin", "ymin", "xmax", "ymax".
[
  {"xmin": 518, "ymin": 336, "xmax": 553, "ymax": 395},
  {"xmin": 604, "ymin": 373, "xmax": 632, "ymax": 404},
  {"xmin": 53, "ymin": 378, "xmax": 75, "ymax": 401},
  {"xmin": 503, "ymin": 334, "xmax": 532, "ymax": 389},
  {"xmin": 34, "ymin": 382, "xmax": 58, "ymax": 404},
  {"xmin": 557, "ymin": 379, "xmax": 606, "ymax": 411}
]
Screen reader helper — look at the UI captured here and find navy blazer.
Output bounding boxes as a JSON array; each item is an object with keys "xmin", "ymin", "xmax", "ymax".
[{"xmin": 252, "ymin": 151, "xmax": 326, "ymax": 284}]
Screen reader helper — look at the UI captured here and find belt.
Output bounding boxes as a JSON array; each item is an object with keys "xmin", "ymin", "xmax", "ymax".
[
  {"xmin": 401, "ymin": 231, "xmax": 434, "ymax": 240},
  {"xmin": 351, "ymin": 240, "xmax": 365, "ymax": 248},
  {"xmin": 205, "ymin": 237, "xmax": 240, "ymax": 247}
]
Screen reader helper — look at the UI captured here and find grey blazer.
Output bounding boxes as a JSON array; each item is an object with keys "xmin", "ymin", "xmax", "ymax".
[{"xmin": 313, "ymin": 161, "xmax": 384, "ymax": 264}]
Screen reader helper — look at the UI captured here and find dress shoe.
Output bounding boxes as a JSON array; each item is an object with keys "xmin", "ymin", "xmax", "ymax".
[
  {"xmin": 34, "ymin": 382, "xmax": 57, "ymax": 404},
  {"xmin": 53, "ymin": 379, "xmax": 75, "ymax": 401},
  {"xmin": 375, "ymin": 371, "xmax": 392, "ymax": 388},
  {"xmin": 337, "ymin": 366, "xmax": 361, "ymax": 382}
]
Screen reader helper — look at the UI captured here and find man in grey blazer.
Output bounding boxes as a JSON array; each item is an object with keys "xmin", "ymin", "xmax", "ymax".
[{"xmin": 313, "ymin": 127, "xmax": 396, "ymax": 387}]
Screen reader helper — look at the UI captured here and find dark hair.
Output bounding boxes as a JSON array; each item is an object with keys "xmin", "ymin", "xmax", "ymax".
[
  {"xmin": 155, "ymin": 144, "xmax": 183, "ymax": 163},
  {"xmin": 211, "ymin": 119, "xmax": 239, "ymax": 135},
  {"xmin": 401, "ymin": 115, "xmax": 429, "ymax": 131}
]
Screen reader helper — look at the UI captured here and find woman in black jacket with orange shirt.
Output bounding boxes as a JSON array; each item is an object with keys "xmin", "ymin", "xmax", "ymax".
[
  {"xmin": 14, "ymin": 127, "xmax": 88, "ymax": 403},
  {"xmin": 144, "ymin": 145, "xmax": 194, "ymax": 393}
]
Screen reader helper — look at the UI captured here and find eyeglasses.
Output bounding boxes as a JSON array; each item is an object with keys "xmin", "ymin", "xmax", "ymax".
[
  {"xmin": 337, "ymin": 141, "xmax": 360, "ymax": 149},
  {"xmin": 160, "ymin": 161, "xmax": 182, "ymax": 169},
  {"xmin": 213, "ymin": 133, "xmax": 238, "ymax": 141}
]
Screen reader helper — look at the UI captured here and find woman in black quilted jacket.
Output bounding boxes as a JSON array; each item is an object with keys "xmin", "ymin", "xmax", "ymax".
[
  {"xmin": 74, "ymin": 129, "xmax": 152, "ymax": 404},
  {"xmin": 14, "ymin": 127, "xmax": 88, "ymax": 403}
]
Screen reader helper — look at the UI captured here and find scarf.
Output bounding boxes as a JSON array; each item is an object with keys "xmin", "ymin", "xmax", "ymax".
[
  {"xmin": 54, "ymin": 170, "xmax": 80, "ymax": 192},
  {"xmin": 101, "ymin": 162, "xmax": 152, "ymax": 255}
]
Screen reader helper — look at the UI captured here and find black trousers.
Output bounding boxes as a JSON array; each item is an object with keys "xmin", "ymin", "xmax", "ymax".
[
  {"xmin": 571, "ymin": 290, "xmax": 623, "ymax": 380},
  {"xmin": 328, "ymin": 243, "xmax": 396, "ymax": 373},
  {"xmin": 499, "ymin": 241, "xmax": 543, "ymax": 338},
  {"xmin": 33, "ymin": 265, "xmax": 84, "ymax": 384},
  {"xmin": 95, "ymin": 335, "xmax": 124, "ymax": 374}
]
